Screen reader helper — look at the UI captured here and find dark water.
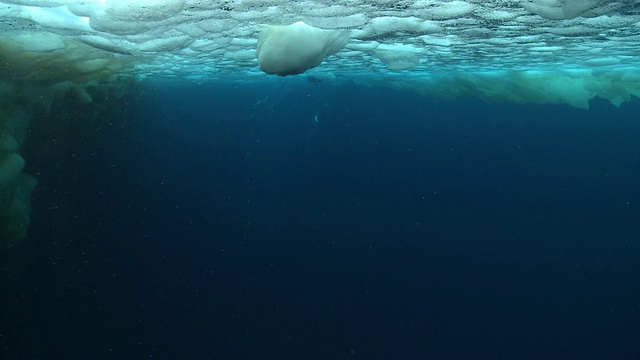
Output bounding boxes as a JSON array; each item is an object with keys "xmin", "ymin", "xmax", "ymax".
[{"xmin": 2, "ymin": 79, "xmax": 640, "ymax": 359}]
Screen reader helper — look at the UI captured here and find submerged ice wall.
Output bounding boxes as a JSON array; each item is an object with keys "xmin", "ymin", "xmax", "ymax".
[
  {"xmin": 0, "ymin": 84, "xmax": 36, "ymax": 246},
  {"xmin": 0, "ymin": 14, "xmax": 131, "ymax": 245},
  {"xmin": 0, "ymin": 0, "xmax": 639, "ymax": 244}
]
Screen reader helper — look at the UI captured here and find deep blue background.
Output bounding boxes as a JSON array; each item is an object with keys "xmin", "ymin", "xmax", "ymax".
[{"xmin": 2, "ymin": 79, "xmax": 640, "ymax": 359}]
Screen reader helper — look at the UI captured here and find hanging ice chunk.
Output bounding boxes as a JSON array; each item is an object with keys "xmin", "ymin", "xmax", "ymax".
[{"xmin": 256, "ymin": 21, "xmax": 349, "ymax": 76}]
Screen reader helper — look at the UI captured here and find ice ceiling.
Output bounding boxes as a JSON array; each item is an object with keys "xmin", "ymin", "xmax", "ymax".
[{"xmin": 0, "ymin": 0, "xmax": 639, "ymax": 108}]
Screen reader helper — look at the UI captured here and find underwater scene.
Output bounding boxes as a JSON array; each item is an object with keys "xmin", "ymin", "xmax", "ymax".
[
  {"xmin": 2, "ymin": 0, "xmax": 640, "ymax": 359},
  {"xmin": 1, "ymin": 79, "xmax": 639, "ymax": 359}
]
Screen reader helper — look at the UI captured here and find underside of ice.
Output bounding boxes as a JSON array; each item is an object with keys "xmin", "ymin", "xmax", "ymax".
[{"xmin": 0, "ymin": 0, "xmax": 639, "ymax": 106}]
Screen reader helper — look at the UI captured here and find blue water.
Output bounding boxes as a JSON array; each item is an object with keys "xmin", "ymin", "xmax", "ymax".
[{"xmin": 2, "ymin": 80, "xmax": 640, "ymax": 359}]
